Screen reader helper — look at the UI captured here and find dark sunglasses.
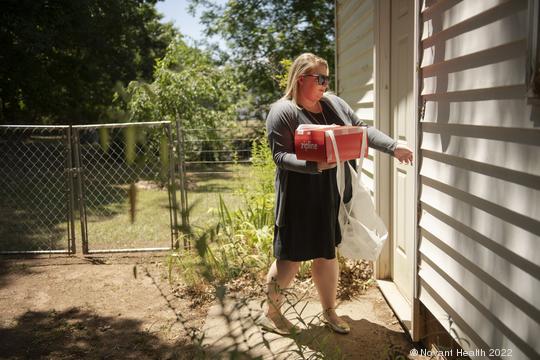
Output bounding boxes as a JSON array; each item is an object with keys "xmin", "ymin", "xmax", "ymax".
[{"xmin": 303, "ymin": 74, "xmax": 330, "ymax": 85}]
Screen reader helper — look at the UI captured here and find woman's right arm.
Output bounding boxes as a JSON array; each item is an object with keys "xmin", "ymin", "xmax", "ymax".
[{"xmin": 266, "ymin": 101, "xmax": 320, "ymax": 174}]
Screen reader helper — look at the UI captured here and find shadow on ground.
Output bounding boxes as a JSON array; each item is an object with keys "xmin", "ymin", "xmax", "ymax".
[
  {"xmin": 0, "ymin": 307, "xmax": 200, "ymax": 360},
  {"xmin": 0, "ymin": 258, "xmax": 36, "ymax": 290},
  {"xmin": 291, "ymin": 317, "xmax": 414, "ymax": 359}
]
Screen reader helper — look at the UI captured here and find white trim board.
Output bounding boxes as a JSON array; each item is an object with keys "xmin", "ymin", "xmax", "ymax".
[{"xmin": 378, "ymin": 279, "xmax": 413, "ymax": 338}]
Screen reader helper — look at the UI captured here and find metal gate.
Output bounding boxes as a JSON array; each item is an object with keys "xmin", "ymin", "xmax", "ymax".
[
  {"xmin": 0, "ymin": 125, "xmax": 75, "ymax": 254},
  {"xmin": 0, "ymin": 122, "xmax": 178, "ymax": 254}
]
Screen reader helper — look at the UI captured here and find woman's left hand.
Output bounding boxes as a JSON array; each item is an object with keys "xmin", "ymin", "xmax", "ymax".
[{"xmin": 393, "ymin": 144, "xmax": 413, "ymax": 165}]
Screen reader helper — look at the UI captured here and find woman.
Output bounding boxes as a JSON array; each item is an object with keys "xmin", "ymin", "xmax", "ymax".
[{"xmin": 260, "ymin": 53, "xmax": 413, "ymax": 335}]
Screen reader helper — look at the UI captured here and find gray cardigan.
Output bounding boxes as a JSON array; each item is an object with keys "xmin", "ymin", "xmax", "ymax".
[{"xmin": 266, "ymin": 93, "xmax": 397, "ymax": 226}]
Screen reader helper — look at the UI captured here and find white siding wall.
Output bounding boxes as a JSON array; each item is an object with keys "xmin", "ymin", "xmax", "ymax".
[
  {"xmin": 419, "ymin": 0, "xmax": 540, "ymax": 358},
  {"xmin": 336, "ymin": 0, "xmax": 377, "ymax": 192}
]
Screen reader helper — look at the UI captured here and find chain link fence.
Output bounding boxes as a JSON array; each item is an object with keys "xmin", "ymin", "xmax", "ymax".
[
  {"xmin": 0, "ymin": 120, "xmax": 266, "ymax": 254},
  {"xmin": 176, "ymin": 122, "xmax": 265, "ymax": 231},
  {"xmin": 0, "ymin": 122, "xmax": 177, "ymax": 254},
  {"xmin": 74, "ymin": 122, "xmax": 177, "ymax": 253},
  {"xmin": 0, "ymin": 126, "xmax": 74, "ymax": 253}
]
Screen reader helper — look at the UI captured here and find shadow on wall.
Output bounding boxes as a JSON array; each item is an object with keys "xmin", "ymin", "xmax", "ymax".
[{"xmin": 420, "ymin": 0, "xmax": 539, "ymax": 358}]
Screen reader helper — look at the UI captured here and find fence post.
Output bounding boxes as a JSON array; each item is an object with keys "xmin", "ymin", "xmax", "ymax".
[
  {"xmin": 175, "ymin": 119, "xmax": 189, "ymax": 249},
  {"xmin": 166, "ymin": 123, "xmax": 179, "ymax": 248},
  {"xmin": 72, "ymin": 128, "xmax": 89, "ymax": 254},
  {"xmin": 66, "ymin": 126, "xmax": 77, "ymax": 254}
]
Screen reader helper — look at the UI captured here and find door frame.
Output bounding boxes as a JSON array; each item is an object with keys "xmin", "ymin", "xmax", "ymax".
[{"xmin": 373, "ymin": 0, "xmax": 422, "ymax": 341}]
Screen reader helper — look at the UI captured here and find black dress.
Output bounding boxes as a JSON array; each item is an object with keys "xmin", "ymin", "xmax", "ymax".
[
  {"xmin": 266, "ymin": 94, "xmax": 397, "ymax": 262},
  {"xmin": 274, "ymin": 101, "xmax": 347, "ymax": 261}
]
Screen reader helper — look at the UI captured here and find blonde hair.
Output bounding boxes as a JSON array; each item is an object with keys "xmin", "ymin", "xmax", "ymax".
[{"xmin": 282, "ymin": 53, "xmax": 328, "ymax": 106}]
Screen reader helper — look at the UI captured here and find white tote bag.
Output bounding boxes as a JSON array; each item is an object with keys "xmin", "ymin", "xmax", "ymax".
[{"xmin": 326, "ymin": 128, "xmax": 388, "ymax": 261}]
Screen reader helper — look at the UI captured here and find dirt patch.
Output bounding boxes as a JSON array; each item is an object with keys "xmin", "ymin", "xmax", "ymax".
[
  {"xmin": 0, "ymin": 255, "xmax": 208, "ymax": 360},
  {"xmin": 0, "ymin": 256, "xmax": 426, "ymax": 359}
]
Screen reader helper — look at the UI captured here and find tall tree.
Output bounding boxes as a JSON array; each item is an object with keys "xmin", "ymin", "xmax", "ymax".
[
  {"xmin": 189, "ymin": 0, "xmax": 335, "ymax": 114},
  {"xmin": 126, "ymin": 38, "xmax": 245, "ymax": 160},
  {"xmin": 0, "ymin": 0, "xmax": 176, "ymax": 124}
]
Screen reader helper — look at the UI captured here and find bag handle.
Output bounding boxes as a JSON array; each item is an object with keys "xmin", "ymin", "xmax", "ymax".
[
  {"xmin": 327, "ymin": 127, "xmax": 367, "ymax": 221},
  {"xmin": 326, "ymin": 126, "xmax": 368, "ymax": 198},
  {"xmin": 326, "ymin": 129, "xmax": 344, "ymax": 196},
  {"xmin": 357, "ymin": 126, "xmax": 367, "ymax": 176}
]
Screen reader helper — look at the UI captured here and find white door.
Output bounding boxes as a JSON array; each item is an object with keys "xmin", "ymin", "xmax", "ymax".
[{"xmin": 390, "ymin": 0, "xmax": 415, "ymax": 303}]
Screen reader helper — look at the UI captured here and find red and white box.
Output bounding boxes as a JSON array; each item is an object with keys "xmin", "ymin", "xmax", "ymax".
[{"xmin": 294, "ymin": 124, "xmax": 368, "ymax": 163}]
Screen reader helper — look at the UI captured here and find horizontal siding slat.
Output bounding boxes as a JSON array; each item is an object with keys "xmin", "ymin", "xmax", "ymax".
[
  {"xmin": 360, "ymin": 156, "xmax": 374, "ymax": 175},
  {"xmin": 421, "ymin": 0, "xmax": 471, "ymax": 21},
  {"xmin": 337, "ymin": 0, "xmax": 372, "ymax": 41},
  {"xmin": 356, "ymin": 102, "xmax": 373, "ymax": 109},
  {"xmin": 338, "ymin": 63, "xmax": 373, "ymax": 88},
  {"xmin": 338, "ymin": 80, "xmax": 374, "ymax": 97},
  {"xmin": 354, "ymin": 108, "xmax": 374, "ymax": 121},
  {"xmin": 421, "ymin": 149, "xmax": 540, "ymax": 191},
  {"xmin": 419, "ymin": 258, "xmax": 535, "ymax": 359},
  {"xmin": 421, "ymin": 84, "xmax": 526, "ymax": 102},
  {"xmin": 339, "ymin": 32, "xmax": 374, "ymax": 67},
  {"xmin": 421, "ymin": 202, "xmax": 540, "ymax": 283},
  {"xmin": 339, "ymin": 46, "xmax": 372, "ymax": 72},
  {"xmin": 420, "ymin": 122, "xmax": 540, "ymax": 146},
  {"xmin": 356, "ymin": 89, "xmax": 374, "ymax": 106},
  {"xmin": 338, "ymin": 88, "xmax": 373, "ymax": 104},
  {"xmin": 337, "ymin": 0, "xmax": 365, "ymax": 30},
  {"xmin": 422, "ymin": 57, "xmax": 525, "ymax": 93},
  {"xmin": 420, "ymin": 212, "xmax": 540, "ymax": 312},
  {"xmin": 420, "ymin": 132, "xmax": 540, "ymax": 176},
  {"xmin": 338, "ymin": 65, "xmax": 373, "ymax": 93},
  {"xmin": 421, "ymin": 176, "xmax": 540, "ymax": 236},
  {"xmin": 420, "ymin": 156, "xmax": 540, "ymax": 218},
  {"xmin": 340, "ymin": 91, "xmax": 372, "ymax": 108},
  {"xmin": 419, "ymin": 181, "xmax": 540, "ymax": 265},
  {"xmin": 421, "ymin": 97, "xmax": 534, "ymax": 129},
  {"xmin": 419, "ymin": 233, "xmax": 540, "ymax": 348},
  {"xmin": 421, "ymin": 9, "xmax": 526, "ymax": 63},
  {"xmin": 422, "ymin": 0, "xmax": 526, "ymax": 49},
  {"xmin": 338, "ymin": 62, "xmax": 372, "ymax": 83},
  {"xmin": 339, "ymin": 15, "xmax": 374, "ymax": 53},
  {"xmin": 421, "ymin": 39, "xmax": 525, "ymax": 76}
]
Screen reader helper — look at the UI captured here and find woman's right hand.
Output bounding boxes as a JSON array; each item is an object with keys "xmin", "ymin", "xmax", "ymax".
[{"xmin": 317, "ymin": 161, "xmax": 337, "ymax": 172}]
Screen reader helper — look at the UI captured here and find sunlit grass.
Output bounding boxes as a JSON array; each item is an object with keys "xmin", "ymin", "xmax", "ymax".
[
  {"xmin": 2, "ymin": 163, "xmax": 254, "ymax": 252},
  {"xmin": 81, "ymin": 188, "xmax": 172, "ymax": 250},
  {"xmin": 78, "ymin": 163, "xmax": 252, "ymax": 250},
  {"xmin": 184, "ymin": 163, "xmax": 252, "ymax": 229}
]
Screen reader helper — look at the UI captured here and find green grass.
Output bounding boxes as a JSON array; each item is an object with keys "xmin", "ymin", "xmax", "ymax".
[
  {"xmin": 83, "ymin": 163, "xmax": 254, "ymax": 250},
  {"xmin": 82, "ymin": 188, "xmax": 173, "ymax": 250},
  {"xmin": 184, "ymin": 163, "xmax": 254, "ymax": 229},
  {"xmin": 1, "ymin": 162, "xmax": 256, "ymax": 252}
]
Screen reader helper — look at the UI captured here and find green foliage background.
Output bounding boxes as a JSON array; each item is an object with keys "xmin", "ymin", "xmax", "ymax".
[
  {"xmin": 0, "ymin": 0, "xmax": 175, "ymax": 124},
  {"xmin": 189, "ymin": 0, "xmax": 335, "ymax": 114},
  {"xmin": 1, "ymin": 0, "xmax": 335, "ymax": 124}
]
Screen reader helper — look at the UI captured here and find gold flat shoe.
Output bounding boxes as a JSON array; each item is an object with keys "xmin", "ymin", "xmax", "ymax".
[
  {"xmin": 322, "ymin": 308, "xmax": 350, "ymax": 334},
  {"xmin": 256, "ymin": 314, "xmax": 300, "ymax": 336}
]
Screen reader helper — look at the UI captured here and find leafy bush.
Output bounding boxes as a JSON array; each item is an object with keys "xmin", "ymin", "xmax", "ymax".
[
  {"xmin": 168, "ymin": 137, "xmax": 275, "ymax": 287},
  {"xmin": 125, "ymin": 37, "xmax": 246, "ymax": 162}
]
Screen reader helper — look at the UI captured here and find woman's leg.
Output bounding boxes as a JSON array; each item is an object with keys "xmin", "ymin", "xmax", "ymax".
[
  {"xmin": 312, "ymin": 257, "xmax": 350, "ymax": 333},
  {"xmin": 311, "ymin": 257, "xmax": 339, "ymax": 310},
  {"xmin": 265, "ymin": 259, "xmax": 300, "ymax": 325}
]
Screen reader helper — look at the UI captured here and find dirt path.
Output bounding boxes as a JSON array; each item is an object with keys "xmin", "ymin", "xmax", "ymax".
[
  {"xmin": 0, "ymin": 256, "xmax": 206, "ymax": 360},
  {"xmin": 0, "ymin": 256, "xmax": 428, "ymax": 359},
  {"xmin": 202, "ymin": 287, "xmax": 429, "ymax": 359}
]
